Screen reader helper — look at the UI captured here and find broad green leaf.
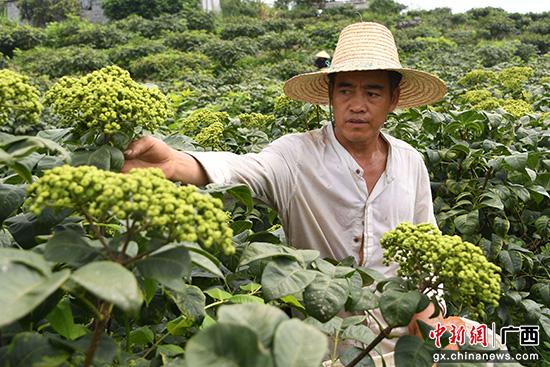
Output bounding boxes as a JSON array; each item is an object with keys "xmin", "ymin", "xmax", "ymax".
[
  {"xmin": 6, "ymin": 208, "xmax": 71, "ymax": 249},
  {"xmin": 229, "ymin": 294, "xmax": 264, "ymax": 304},
  {"xmin": 453, "ymin": 210, "xmax": 479, "ymax": 235},
  {"xmin": 356, "ymin": 266, "xmax": 386, "ymax": 285},
  {"xmin": 227, "ymin": 185, "xmax": 254, "ymax": 213},
  {"xmin": 0, "ymin": 184, "xmax": 26, "ymax": 223},
  {"xmin": 339, "ymin": 346, "xmax": 375, "ymax": 367},
  {"xmin": 190, "ymin": 250, "xmax": 224, "ymax": 278},
  {"xmin": 71, "ymin": 261, "xmax": 143, "ymax": 313},
  {"xmin": 0, "ymin": 259, "xmax": 69, "ymax": 328},
  {"xmin": 394, "ymin": 335, "xmax": 433, "ymax": 367},
  {"xmin": 157, "ymin": 344, "xmax": 185, "ymax": 357},
  {"xmin": 231, "ymin": 220, "xmax": 253, "ymax": 234},
  {"xmin": 6, "ymin": 332, "xmax": 69, "ymax": 367},
  {"xmin": 273, "ymin": 319, "xmax": 328, "ymax": 367},
  {"xmin": 303, "ymin": 273, "xmax": 349, "ymax": 322},
  {"xmin": 0, "ymin": 248, "xmax": 51, "ymax": 275},
  {"xmin": 129, "ymin": 326, "xmax": 154, "ymax": 346},
  {"xmin": 46, "ymin": 298, "xmax": 88, "ymax": 340},
  {"xmin": 66, "ymin": 333, "xmax": 118, "ymax": 364},
  {"xmin": 87, "ymin": 145, "xmax": 124, "ymax": 171},
  {"xmin": 534, "ymin": 216, "xmax": 550, "ymax": 237},
  {"xmin": 379, "ymin": 290, "xmax": 421, "ymax": 328},
  {"xmin": 167, "ymin": 315, "xmax": 194, "ymax": 336},
  {"xmin": 143, "ymin": 278, "xmax": 157, "ymax": 305},
  {"xmin": 239, "ymin": 242, "xmax": 301, "ymax": 267},
  {"xmin": 219, "ymin": 304, "xmax": 288, "ymax": 348},
  {"xmin": 44, "ymin": 229, "xmax": 101, "ymax": 266},
  {"xmin": 498, "ymin": 250, "xmax": 522, "ymax": 275},
  {"xmin": 185, "ymin": 323, "xmax": 274, "ymax": 367},
  {"xmin": 341, "ymin": 324, "xmax": 377, "ymax": 345},
  {"xmin": 303, "ymin": 316, "xmax": 343, "ymax": 335},
  {"xmin": 240, "ymin": 282, "xmax": 261, "ymax": 293},
  {"xmin": 342, "ymin": 315, "xmax": 367, "ymax": 328},
  {"xmin": 493, "ymin": 217, "xmax": 510, "ymax": 237},
  {"xmin": 279, "ymin": 294, "xmax": 305, "ymax": 309},
  {"xmin": 346, "ymin": 287, "xmax": 379, "ymax": 312},
  {"xmin": 504, "ymin": 153, "xmax": 528, "ymax": 170},
  {"xmin": 136, "ymin": 246, "xmax": 191, "ymax": 284},
  {"xmin": 479, "ymin": 192, "xmax": 504, "ymax": 210},
  {"xmin": 205, "ymin": 288, "xmax": 232, "ymax": 301},
  {"xmin": 261, "ymin": 258, "xmax": 316, "ymax": 300},
  {"xmin": 171, "ymin": 285, "xmax": 206, "ymax": 323},
  {"xmin": 530, "ymin": 283, "xmax": 550, "ymax": 305}
]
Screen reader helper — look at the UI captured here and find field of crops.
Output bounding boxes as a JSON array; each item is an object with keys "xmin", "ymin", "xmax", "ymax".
[{"xmin": 0, "ymin": 0, "xmax": 549, "ymax": 366}]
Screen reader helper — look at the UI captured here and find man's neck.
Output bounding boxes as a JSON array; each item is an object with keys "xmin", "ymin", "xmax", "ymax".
[{"xmin": 334, "ymin": 130, "xmax": 387, "ymax": 165}]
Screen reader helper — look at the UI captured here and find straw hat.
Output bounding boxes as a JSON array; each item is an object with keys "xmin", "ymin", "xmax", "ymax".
[{"xmin": 284, "ymin": 22, "xmax": 447, "ymax": 109}]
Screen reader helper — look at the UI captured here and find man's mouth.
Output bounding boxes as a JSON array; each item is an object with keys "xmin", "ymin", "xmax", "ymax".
[{"xmin": 346, "ymin": 119, "xmax": 368, "ymax": 124}]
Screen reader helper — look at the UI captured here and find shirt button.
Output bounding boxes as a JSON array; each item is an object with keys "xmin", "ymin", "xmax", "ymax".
[
  {"xmin": 355, "ymin": 169, "xmax": 361, "ymax": 175},
  {"xmin": 353, "ymin": 236, "xmax": 360, "ymax": 243}
]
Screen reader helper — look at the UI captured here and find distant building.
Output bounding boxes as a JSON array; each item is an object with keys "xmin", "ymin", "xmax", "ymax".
[{"xmin": 324, "ymin": 0, "xmax": 369, "ymax": 10}]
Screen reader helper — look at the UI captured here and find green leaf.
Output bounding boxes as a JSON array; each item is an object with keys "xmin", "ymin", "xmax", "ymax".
[
  {"xmin": 534, "ymin": 216, "xmax": 550, "ymax": 237},
  {"xmin": 46, "ymin": 298, "xmax": 88, "ymax": 340},
  {"xmin": 171, "ymin": 285, "xmax": 206, "ymax": 323},
  {"xmin": 394, "ymin": 335, "xmax": 433, "ymax": 367},
  {"xmin": 0, "ymin": 259, "xmax": 70, "ymax": 328},
  {"xmin": 273, "ymin": 319, "xmax": 328, "ymax": 367},
  {"xmin": 71, "ymin": 261, "xmax": 143, "ymax": 313},
  {"xmin": 6, "ymin": 332, "xmax": 69, "ymax": 367},
  {"xmin": 504, "ymin": 153, "xmax": 528, "ymax": 170},
  {"xmin": 6, "ymin": 209, "xmax": 70, "ymax": 249},
  {"xmin": 479, "ymin": 192, "xmax": 504, "ymax": 210},
  {"xmin": 339, "ymin": 346, "xmax": 375, "ymax": 367},
  {"xmin": 167, "ymin": 315, "xmax": 194, "ymax": 336},
  {"xmin": 205, "ymin": 287, "xmax": 232, "ymax": 301},
  {"xmin": 136, "ymin": 246, "xmax": 191, "ymax": 284},
  {"xmin": 240, "ymin": 282, "xmax": 261, "ymax": 293},
  {"xmin": 227, "ymin": 185, "xmax": 255, "ymax": 213},
  {"xmin": 303, "ymin": 273, "xmax": 349, "ymax": 322},
  {"xmin": 231, "ymin": 220, "xmax": 253, "ymax": 234},
  {"xmin": 239, "ymin": 242, "xmax": 301, "ymax": 267},
  {"xmin": 0, "ymin": 248, "xmax": 51, "ymax": 275},
  {"xmin": 86, "ymin": 145, "xmax": 123, "ymax": 171},
  {"xmin": 218, "ymin": 304, "xmax": 288, "ymax": 347},
  {"xmin": 157, "ymin": 344, "xmax": 185, "ymax": 357},
  {"xmin": 341, "ymin": 324, "xmax": 377, "ymax": 345},
  {"xmin": 143, "ymin": 278, "xmax": 157, "ymax": 305},
  {"xmin": 184, "ymin": 323, "xmax": 274, "ymax": 367},
  {"xmin": 493, "ymin": 217, "xmax": 510, "ymax": 237},
  {"xmin": 261, "ymin": 258, "xmax": 316, "ymax": 300},
  {"xmin": 190, "ymin": 250, "xmax": 224, "ymax": 278},
  {"xmin": 453, "ymin": 210, "xmax": 479, "ymax": 235},
  {"xmin": 530, "ymin": 283, "xmax": 550, "ymax": 305},
  {"xmin": 66, "ymin": 333, "xmax": 118, "ymax": 364},
  {"xmin": 229, "ymin": 294, "xmax": 265, "ymax": 304},
  {"xmin": 498, "ymin": 250, "xmax": 522, "ymax": 275},
  {"xmin": 379, "ymin": 290, "xmax": 421, "ymax": 328},
  {"xmin": 346, "ymin": 287, "xmax": 379, "ymax": 312},
  {"xmin": 44, "ymin": 229, "xmax": 101, "ymax": 266},
  {"xmin": 129, "ymin": 326, "xmax": 154, "ymax": 346},
  {"xmin": 0, "ymin": 184, "xmax": 26, "ymax": 224}
]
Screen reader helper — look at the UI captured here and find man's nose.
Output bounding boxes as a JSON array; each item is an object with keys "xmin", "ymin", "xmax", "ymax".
[{"xmin": 349, "ymin": 93, "xmax": 368, "ymax": 113}]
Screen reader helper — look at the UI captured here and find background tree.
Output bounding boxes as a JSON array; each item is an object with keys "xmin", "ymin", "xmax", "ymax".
[{"xmin": 16, "ymin": 0, "xmax": 81, "ymax": 27}]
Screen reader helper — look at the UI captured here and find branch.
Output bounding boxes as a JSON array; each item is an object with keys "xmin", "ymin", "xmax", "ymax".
[{"xmin": 345, "ymin": 326, "xmax": 393, "ymax": 367}]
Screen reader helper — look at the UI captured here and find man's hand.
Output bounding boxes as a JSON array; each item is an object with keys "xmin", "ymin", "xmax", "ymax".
[
  {"xmin": 408, "ymin": 302, "xmax": 461, "ymax": 350},
  {"xmin": 122, "ymin": 136, "xmax": 177, "ymax": 179},
  {"xmin": 122, "ymin": 136, "xmax": 209, "ymax": 185}
]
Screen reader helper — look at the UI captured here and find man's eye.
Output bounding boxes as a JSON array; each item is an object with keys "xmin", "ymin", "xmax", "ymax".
[
  {"xmin": 367, "ymin": 92, "xmax": 380, "ymax": 97},
  {"xmin": 339, "ymin": 89, "xmax": 351, "ymax": 95}
]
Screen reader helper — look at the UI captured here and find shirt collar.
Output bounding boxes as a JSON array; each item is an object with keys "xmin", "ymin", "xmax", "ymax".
[{"xmin": 325, "ymin": 122, "xmax": 396, "ymax": 183}]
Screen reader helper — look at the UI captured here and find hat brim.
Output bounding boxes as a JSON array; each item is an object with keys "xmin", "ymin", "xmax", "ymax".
[{"xmin": 283, "ymin": 68, "xmax": 447, "ymax": 109}]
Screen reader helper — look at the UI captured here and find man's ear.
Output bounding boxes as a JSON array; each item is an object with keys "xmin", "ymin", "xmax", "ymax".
[{"xmin": 389, "ymin": 86, "xmax": 400, "ymax": 112}]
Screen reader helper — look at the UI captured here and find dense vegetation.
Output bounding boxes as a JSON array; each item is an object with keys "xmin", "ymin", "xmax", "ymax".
[{"xmin": 0, "ymin": 0, "xmax": 548, "ymax": 366}]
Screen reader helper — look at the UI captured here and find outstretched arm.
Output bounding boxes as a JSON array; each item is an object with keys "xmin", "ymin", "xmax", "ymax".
[{"xmin": 122, "ymin": 136, "xmax": 209, "ymax": 186}]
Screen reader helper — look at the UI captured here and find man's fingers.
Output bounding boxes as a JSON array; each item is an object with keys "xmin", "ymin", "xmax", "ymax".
[{"xmin": 124, "ymin": 136, "xmax": 156, "ymax": 159}]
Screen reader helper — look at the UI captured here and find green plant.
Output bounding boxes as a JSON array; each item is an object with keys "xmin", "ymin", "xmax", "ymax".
[
  {"xmin": 0, "ymin": 69, "xmax": 42, "ymax": 128},
  {"xmin": 16, "ymin": 0, "xmax": 80, "ymax": 27},
  {"xmin": 43, "ymin": 65, "xmax": 173, "ymax": 144}
]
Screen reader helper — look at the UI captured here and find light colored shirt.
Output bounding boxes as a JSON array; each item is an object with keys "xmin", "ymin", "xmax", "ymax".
[{"xmin": 188, "ymin": 122, "xmax": 437, "ymax": 278}]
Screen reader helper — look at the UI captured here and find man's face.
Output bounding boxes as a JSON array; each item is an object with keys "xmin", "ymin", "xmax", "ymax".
[{"xmin": 331, "ymin": 70, "xmax": 399, "ymax": 146}]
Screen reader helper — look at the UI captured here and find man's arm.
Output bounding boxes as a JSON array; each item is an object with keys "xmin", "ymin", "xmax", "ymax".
[{"xmin": 122, "ymin": 136, "xmax": 209, "ymax": 185}]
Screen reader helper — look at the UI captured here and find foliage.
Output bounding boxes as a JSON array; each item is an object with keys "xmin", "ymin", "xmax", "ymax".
[
  {"xmin": 16, "ymin": 0, "xmax": 80, "ymax": 27},
  {"xmin": 43, "ymin": 65, "xmax": 173, "ymax": 143},
  {"xmin": 102, "ymin": 0, "xmax": 187, "ymax": 20},
  {"xmin": 129, "ymin": 50, "xmax": 214, "ymax": 81},
  {"xmin": 382, "ymin": 222, "xmax": 501, "ymax": 318},
  {"xmin": 11, "ymin": 45, "xmax": 110, "ymax": 77},
  {"xmin": 0, "ymin": 22, "xmax": 45, "ymax": 57},
  {"xmin": 44, "ymin": 17, "xmax": 128, "ymax": 49}
]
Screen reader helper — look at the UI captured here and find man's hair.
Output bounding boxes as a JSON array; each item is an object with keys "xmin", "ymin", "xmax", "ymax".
[{"xmin": 327, "ymin": 71, "xmax": 402, "ymax": 100}]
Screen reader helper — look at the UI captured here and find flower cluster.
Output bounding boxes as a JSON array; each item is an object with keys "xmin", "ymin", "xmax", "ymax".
[
  {"xmin": 194, "ymin": 121, "xmax": 225, "ymax": 151},
  {"xmin": 273, "ymin": 94, "xmax": 302, "ymax": 117},
  {"xmin": 179, "ymin": 108, "xmax": 229, "ymax": 136},
  {"xmin": 0, "ymin": 69, "xmax": 42, "ymax": 126},
  {"xmin": 43, "ymin": 65, "xmax": 173, "ymax": 137},
  {"xmin": 28, "ymin": 165, "xmax": 234, "ymax": 254},
  {"xmin": 497, "ymin": 66, "xmax": 533, "ymax": 93},
  {"xmin": 238, "ymin": 112, "xmax": 275, "ymax": 130},
  {"xmin": 458, "ymin": 69, "xmax": 497, "ymax": 87},
  {"xmin": 381, "ymin": 223, "xmax": 501, "ymax": 319}
]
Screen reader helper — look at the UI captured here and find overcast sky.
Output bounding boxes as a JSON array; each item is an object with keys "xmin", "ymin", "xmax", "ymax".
[{"xmin": 400, "ymin": 0, "xmax": 549, "ymax": 14}]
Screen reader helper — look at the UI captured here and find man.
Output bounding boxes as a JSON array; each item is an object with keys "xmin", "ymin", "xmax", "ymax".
[{"xmin": 123, "ymin": 22, "xmax": 447, "ymax": 358}]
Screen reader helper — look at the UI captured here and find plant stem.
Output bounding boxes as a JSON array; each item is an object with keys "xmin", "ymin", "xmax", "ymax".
[
  {"xmin": 142, "ymin": 332, "xmax": 170, "ymax": 359},
  {"xmin": 481, "ymin": 167, "xmax": 493, "ymax": 191},
  {"xmin": 345, "ymin": 326, "xmax": 393, "ymax": 367},
  {"xmin": 84, "ymin": 302, "xmax": 113, "ymax": 367}
]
